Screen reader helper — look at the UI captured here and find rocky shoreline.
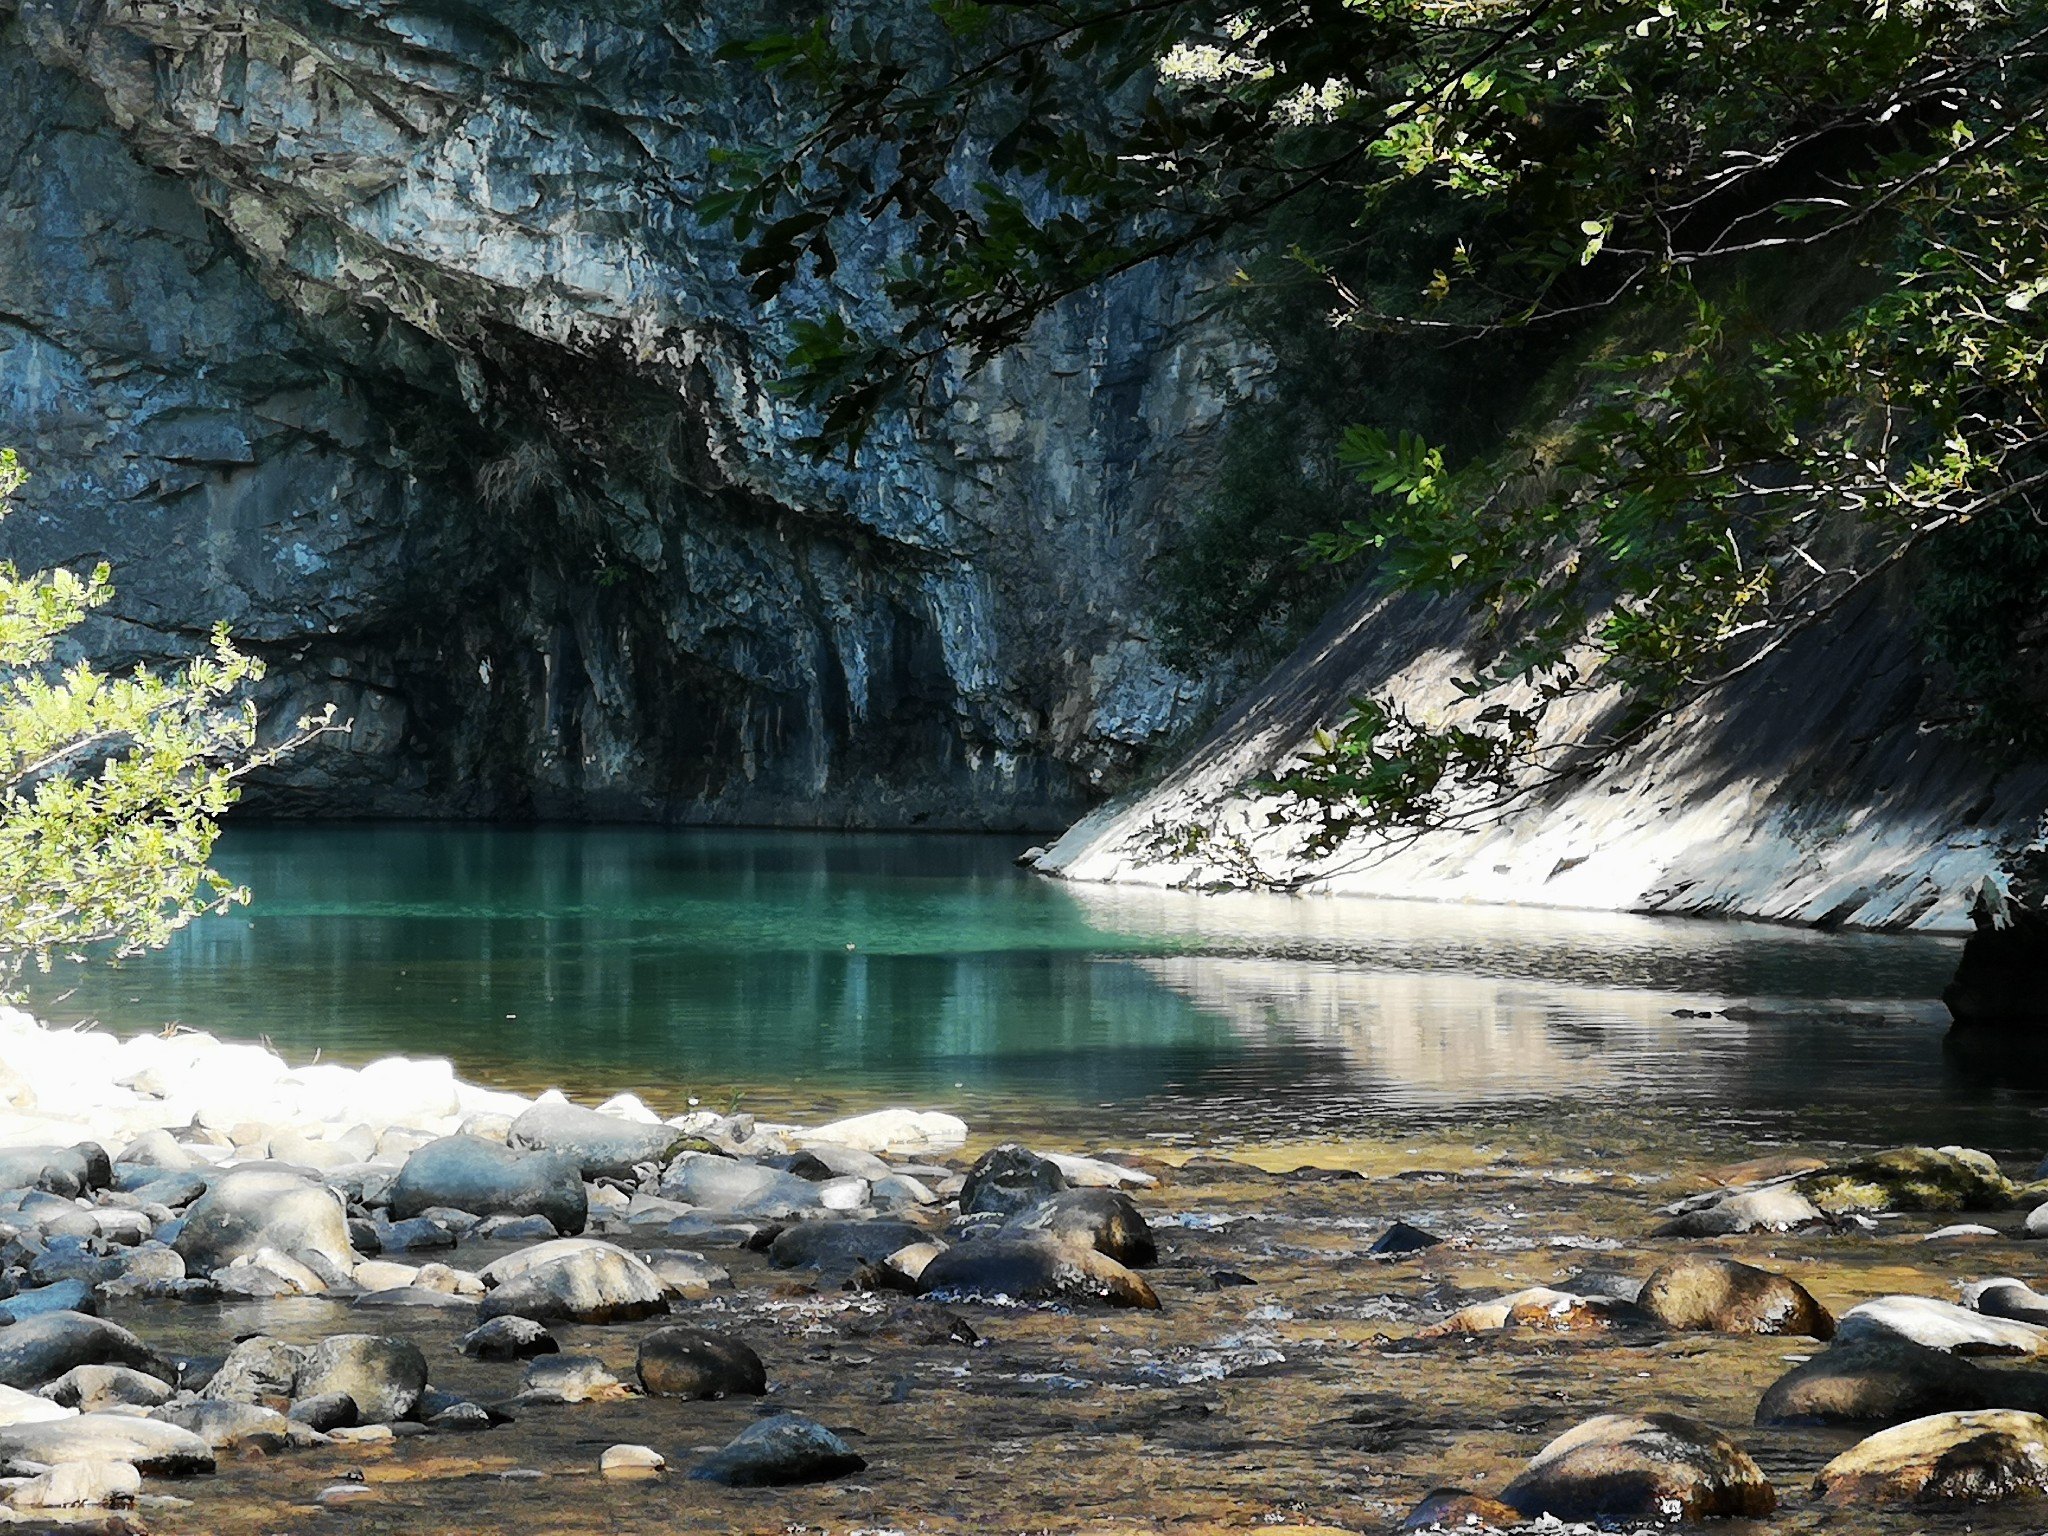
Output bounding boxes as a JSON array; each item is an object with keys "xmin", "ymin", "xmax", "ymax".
[{"xmin": 8, "ymin": 1010, "xmax": 2048, "ymax": 1531}]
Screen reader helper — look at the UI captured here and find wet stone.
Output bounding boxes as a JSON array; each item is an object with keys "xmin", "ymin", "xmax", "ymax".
[
  {"xmin": 1817, "ymin": 1409, "xmax": 2048, "ymax": 1503},
  {"xmin": 460, "ymin": 1317, "xmax": 559, "ymax": 1362},
  {"xmin": 1638, "ymin": 1254, "xmax": 1834, "ymax": 1339},
  {"xmin": 1756, "ymin": 1337, "xmax": 2048, "ymax": 1426},
  {"xmin": 636, "ymin": 1327, "xmax": 766, "ymax": 1399},
  {"xmin": 957, "ymin": 1144, "xmax": 1067, "ymax": 1218},
  {"xmin": 519, "ymin": 1354, "xmax": 621, "ymax": 1403},
  {"xmin": 1500, "ymin": 1411, "xmax": 1776, "ymax": 1522},
  {"xmin": 1004, "ymin": 1188, "xmax": 1157, "ymax": 1267},
  {"xmin": 916, "ymin": 1235, "xmax": 1159, "ymax": 1309},
  {"xmin": 688, "ymin": 1412, "xmax": 866, "ymax": 1487}
]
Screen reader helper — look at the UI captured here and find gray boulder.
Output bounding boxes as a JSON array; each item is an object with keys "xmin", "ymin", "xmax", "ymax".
[
  {"xmin": 387, "ymin": 1146, "xmax": 589, "ymax": 1236},
  {"xmin": 294, "ymin": 1335, "xmax": 428, "ymax": 1423},
  {"xmin": 659, "ymin": 1156, "xmax": 824, "ymax": 1217},
  {"xmin": 509, "ymin": 1101, "xmax": 678, "ymax": 1180},
  {"xmin": 688, "ymin": 1412, "xmax": 865, "ymax": 1487},
  {"xmin": 0, "ymin": 1313, "xmax": 169, "ymax": 1391},
  {"xmin": 476, "ymin": 1243, "xmax": 668, "ymax": 1326},
  {"xmin": 171, "ymin": 1166, "xmax": 356, "ymax": 1277},
  {"xmin": 202, "ymin": 1337, "xmax": 305, "ymax": 1404},
  {"xmin": 38, "ymin": 1364, "xmax": 173, "ymax": 1411},
  {"xmin": 459, "ymin": 1317, "xmax": 558, "ymax": 1362},
  {"xmin": 0, "ymin": 1281, "xmax": 99, "ymax": 1323}
]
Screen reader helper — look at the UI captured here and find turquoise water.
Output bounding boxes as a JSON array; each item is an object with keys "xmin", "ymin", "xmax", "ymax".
[{"xmin": 22, "ymin": 825, "xmax": 2038, "ymax": 1149}]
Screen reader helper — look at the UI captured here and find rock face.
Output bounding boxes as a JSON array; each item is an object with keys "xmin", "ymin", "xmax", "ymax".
[
  {"xmin": 0, "ymin": 0, "xmax": 1240, "ymax": 828},
  {"xmin": 1499, "ymin": 1412, "xmax": 1776, "ymax": 1522},
  {"xmin": 1817, "ymin": 1409, "xmax": 2048, "ymax": 1503},
  {"xmin": 388, "ymin": 1137, "xmax": 586, "ymax": 1235}
]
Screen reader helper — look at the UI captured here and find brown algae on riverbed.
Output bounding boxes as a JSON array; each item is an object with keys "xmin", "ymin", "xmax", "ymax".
[{"xmin": 69, "ymin": 1121, "xmax": 2048, "ymax": 1536}]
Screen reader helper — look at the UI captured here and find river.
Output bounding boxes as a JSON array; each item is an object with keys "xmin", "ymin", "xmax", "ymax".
[{"xmin": 23, "ymin": 824, "xmax": 2038, "ymax": 1157}]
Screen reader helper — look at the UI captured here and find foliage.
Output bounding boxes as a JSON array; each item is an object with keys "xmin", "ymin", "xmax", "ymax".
[
  {"xmin": 713, "ymin": 0, "xmax": 2048, "ymax": 851},
  {"xmin": 0, "ymin": 451, "xmax": 339, "ymax": 989}
]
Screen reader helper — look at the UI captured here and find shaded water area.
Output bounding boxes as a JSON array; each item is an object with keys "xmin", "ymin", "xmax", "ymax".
[{"xmin": 23, "ymin": 824, "xmax": 2028, "ymax": 1154}]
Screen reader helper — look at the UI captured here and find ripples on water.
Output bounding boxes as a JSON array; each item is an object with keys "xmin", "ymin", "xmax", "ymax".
[{"xmin": 25, "ymin": 824, "xmax": 2041, "ymax": 1154}]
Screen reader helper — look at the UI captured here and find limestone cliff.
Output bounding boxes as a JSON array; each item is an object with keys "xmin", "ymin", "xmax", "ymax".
[{"xmin": 1, "ymin": 0, "xmax": 1241, "ymax": 825}]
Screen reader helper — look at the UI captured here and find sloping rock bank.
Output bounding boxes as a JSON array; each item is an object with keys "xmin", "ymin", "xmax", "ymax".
[{"xmin": 1037, "ymin": 583, "xmax": 2048, "ymax": 932}]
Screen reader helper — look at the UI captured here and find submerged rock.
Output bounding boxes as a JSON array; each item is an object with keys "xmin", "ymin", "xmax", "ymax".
[
  {"xmin": 688, "ymin": 1412, "xmax": 866, "ymax": 1487},
  {"xmin": 636, "ymin": 1327, "xmax": 766, "ymax": 1399},
  {"xmin": 1638, "ymin": 1255, "xmax": 1833, "ymax": 1339},
  {"xmin": 1817, "ymin": 1409, "xmax": 2048, "ymax": 1503},
  {"xmin": 1422, "ymin": 1287, "xmax": 1643, "ymax": 1337},
  {"xmin": 1500, "ymin": 1412, "xmax": 1776, "ymax": 1521},
  {"xmin": 388, "ymin": 1137, "xmax": 587, "ymax": 1235}
]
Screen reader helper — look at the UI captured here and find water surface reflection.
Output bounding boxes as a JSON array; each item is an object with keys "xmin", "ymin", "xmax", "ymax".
[{"xmin": 24, "ymin": 825, "xmax": 2033, "ymax": 1150}]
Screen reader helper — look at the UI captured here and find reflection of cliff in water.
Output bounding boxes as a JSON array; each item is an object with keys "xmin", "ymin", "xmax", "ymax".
[
  {"xmin": 1131, "ymin": 955, "xmax": 1743, "ymax": 1108},
  {"xmin": 1063, "ymin": 882, "xmax": 1959, "ymax": 1000}
]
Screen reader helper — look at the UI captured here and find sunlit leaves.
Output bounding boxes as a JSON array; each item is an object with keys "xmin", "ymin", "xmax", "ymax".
[{"xmin": 0, "ymin": 457, "xmax": 336, "ymax": 989}]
